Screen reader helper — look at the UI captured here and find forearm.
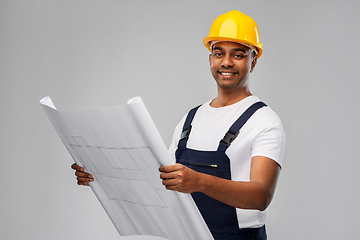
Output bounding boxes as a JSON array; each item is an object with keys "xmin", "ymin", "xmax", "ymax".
[
  {"xmin": 159, "ymin": 157, "xmax": 280, "ymax": 211},
  {"xmin": 198, "ymin": 173, "xmax": 271, "ymax": 211}
]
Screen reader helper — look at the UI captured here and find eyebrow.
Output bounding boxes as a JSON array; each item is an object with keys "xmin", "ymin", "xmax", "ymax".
[
  {"xmin": 232, "ymin": 48, "xmax": 247, "ymax": 53},
  {"xmin": 212, "ymin": 46, "xmax": 247, "ymax": 53}
]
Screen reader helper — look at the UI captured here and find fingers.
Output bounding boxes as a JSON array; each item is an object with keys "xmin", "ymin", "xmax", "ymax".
[
  {"xmin": 76, "ymin": 176, "xmax": 93, "ymax": 186},
  {"xmin": 159, "ymin": 164, "xmax": 195, "ymax": 193},
  {"xmin": 71, "ymin": 163, "xmax": 84, "ymax": 172},
  {"xmin": 160, "ymin": 173, "xmax": 182, "ymax": 192},
  {"xmin": 161, "ymin": 178, "xmax": 179, "ymax": 189},
  {"xmin": 159, "ymin": 171, "xmax": 175, "ymax": 180},
  {"xmin": 159, "ymin": 164, "xmax": 203, "ymax": 193},
  {"xmin": 71, "ymin": 163, "xmax": 94, "ymax": 186},
  {"xmin": 159, "ymin": 164, "xmax": 185, "ymax": 181},
  {"xmin": 76, "ymin": 172, "xmax": 94, "ymax": 186},
  {"xmin": 75, "ymin": 171, "xmax": 93, "ymax": 179}
]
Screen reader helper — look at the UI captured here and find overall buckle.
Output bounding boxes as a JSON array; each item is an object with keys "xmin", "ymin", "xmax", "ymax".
[
  {"xmin": 220, "ymin": 131, "xmax": 239, "ymax": 147},
  {"xmin": 180, "ymin": 125, "xmax": 192, "ymax": 141}
]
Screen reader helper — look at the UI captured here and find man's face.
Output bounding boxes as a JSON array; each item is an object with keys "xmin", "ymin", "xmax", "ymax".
[{"xmin": 209, "ymin": 42, "xmax": 256, "ymax": 92}]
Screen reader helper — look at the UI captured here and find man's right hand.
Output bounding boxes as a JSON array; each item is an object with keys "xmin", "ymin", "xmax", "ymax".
[{"xmin": 71, "ymin": 163, "xmax": 94, "ymax": 186}]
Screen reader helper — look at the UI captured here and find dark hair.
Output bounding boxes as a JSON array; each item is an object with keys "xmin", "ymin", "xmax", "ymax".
[{"xmin": 252, "ymin": 51, "xmax": 256, "ymax": 58}]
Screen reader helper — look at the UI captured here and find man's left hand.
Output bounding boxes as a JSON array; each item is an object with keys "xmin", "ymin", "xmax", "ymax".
[{"xmin": 159, "ymin": 163, "xmax": 203, "ymax": 193}]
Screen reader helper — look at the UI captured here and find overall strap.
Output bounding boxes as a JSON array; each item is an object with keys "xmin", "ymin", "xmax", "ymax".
[
  {"xmin": 178, "ymin": 105, "xmax": 201, "ymax": 148},
  {"xmin": 218, "ymin": 101, "xmax": 267, "ymax": 152}
]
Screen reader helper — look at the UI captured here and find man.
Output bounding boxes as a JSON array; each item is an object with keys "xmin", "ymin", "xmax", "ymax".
[{"xmin": 72, "ymin": 10, "xmax": 285, "ymax": 240}]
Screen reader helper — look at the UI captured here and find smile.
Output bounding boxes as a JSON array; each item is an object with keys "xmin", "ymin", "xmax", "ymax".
[{"xmin": 220, "ymin": 72, "xmax": 236, "ymax": 76}]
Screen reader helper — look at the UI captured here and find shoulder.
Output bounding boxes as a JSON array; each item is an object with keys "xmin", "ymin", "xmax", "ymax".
[
  {"xmin": 256, "ymin": 105, "xmax": 283, "ymax": 127},
  {"xmin": 234, "ymin": 96, "xmax": 283, "ymax": 130}
]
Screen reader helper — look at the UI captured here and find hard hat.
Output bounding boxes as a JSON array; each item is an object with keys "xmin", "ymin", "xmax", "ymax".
[{"xmin": 203, "ymin": 10, "xmax": 263, "ymax": 58}]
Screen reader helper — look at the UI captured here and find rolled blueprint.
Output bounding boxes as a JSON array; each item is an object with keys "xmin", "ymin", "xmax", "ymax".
[
  {"xmin": 127, "ymin": 96, "xmax": 173, "ymax": 166},
  {"xmin": 40, "ymin": 96, "xmax": 213, "ymax": 240}
]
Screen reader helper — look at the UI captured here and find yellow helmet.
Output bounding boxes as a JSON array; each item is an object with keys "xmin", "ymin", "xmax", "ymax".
[{"xmin": 203, "ymin": 10, "xmax": 263, "ymax": 58}]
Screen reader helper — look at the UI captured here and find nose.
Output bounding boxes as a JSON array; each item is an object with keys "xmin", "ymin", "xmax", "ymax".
[{"xmin": 221, "ymin": 54, "xmax": 234, "ymax": 68}]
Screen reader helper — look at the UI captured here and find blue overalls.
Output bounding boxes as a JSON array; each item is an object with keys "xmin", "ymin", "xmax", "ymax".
[{"xmin": 176, "ymin": 102, "xmax": 268, "ymax": 240}]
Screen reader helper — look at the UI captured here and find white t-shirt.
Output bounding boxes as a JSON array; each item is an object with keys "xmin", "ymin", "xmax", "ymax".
[{"xmin": 168, "ymin": 95, "xmax": 285, "ymax": 228}]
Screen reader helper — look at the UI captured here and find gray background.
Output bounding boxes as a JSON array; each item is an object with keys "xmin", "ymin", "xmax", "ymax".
[{"xmin": 1, "ymin": 0, "xmax": 359, "ymax": 239}]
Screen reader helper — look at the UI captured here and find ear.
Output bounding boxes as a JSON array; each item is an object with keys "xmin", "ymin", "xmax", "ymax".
[
  {"xmin": 209, "ymin": 53, "xmax": 212, "ymax": 65},
  {"xmin": 250, "ymin": 56, "xmax": 257, "ymax": 73}
]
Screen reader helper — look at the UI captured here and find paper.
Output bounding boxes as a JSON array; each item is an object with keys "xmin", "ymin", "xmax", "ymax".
[{"xmin": 40, "ymin": 96, "xmax": 213, "ymax": 240}]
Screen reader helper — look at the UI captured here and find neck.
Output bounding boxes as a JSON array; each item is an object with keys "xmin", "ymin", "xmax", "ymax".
[{"xmin": 210, "ymin": 87, "xmax": 252, "ymax": 108}]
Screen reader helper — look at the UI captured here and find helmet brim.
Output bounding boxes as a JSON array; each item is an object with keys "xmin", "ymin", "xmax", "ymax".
[{"xmin": 203, "ymin": 36, "xmax": 263, "ymax": 59}]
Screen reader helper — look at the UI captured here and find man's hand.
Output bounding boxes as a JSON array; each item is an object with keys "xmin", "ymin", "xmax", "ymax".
[
  {"xmin": 159, "ymin": 163, "xmax": 203, "ymax": 193},
  {"xmin": 71, "ymin": 163, "xmax": 94, "ymax": 186}
]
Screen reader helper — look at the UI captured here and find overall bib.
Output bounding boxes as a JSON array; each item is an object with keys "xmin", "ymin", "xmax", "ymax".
[{"xmin": 175, "ymin": 102, "xmax": 267, "ymax": 240}]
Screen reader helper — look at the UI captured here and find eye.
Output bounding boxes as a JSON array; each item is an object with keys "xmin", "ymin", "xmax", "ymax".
[
  {"xmin": 213, "ymin": 52, "xmax": 223, "ymax": 58},
  {"xmin": 234, "ymin": 53, "xmax": 245, "ymax": 59}
]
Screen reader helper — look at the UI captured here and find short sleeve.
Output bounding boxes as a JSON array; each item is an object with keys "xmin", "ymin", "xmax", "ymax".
[{"xmin": 251, "ymin": 110, "xmax": 286, "ymax": 168}]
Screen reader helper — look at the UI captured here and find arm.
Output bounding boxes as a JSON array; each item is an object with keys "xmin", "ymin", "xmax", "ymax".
[
  {"xmin": 159, "ymin": 156, "xmax": 280, "ymax": 211},
  {"xmin": 71, "ymin": 163, "xmax": 94, "ymax": 186}
]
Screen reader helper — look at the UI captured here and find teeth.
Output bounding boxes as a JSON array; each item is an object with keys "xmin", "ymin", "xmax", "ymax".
[{"xmin": 221, "ymin": 72, "xmax": 234, "ymax": 76}]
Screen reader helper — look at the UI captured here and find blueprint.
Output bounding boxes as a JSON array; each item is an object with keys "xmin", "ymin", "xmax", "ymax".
[{"xmin": 40, "ymin": 96, "xmax": 213, "ymax": 240}]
